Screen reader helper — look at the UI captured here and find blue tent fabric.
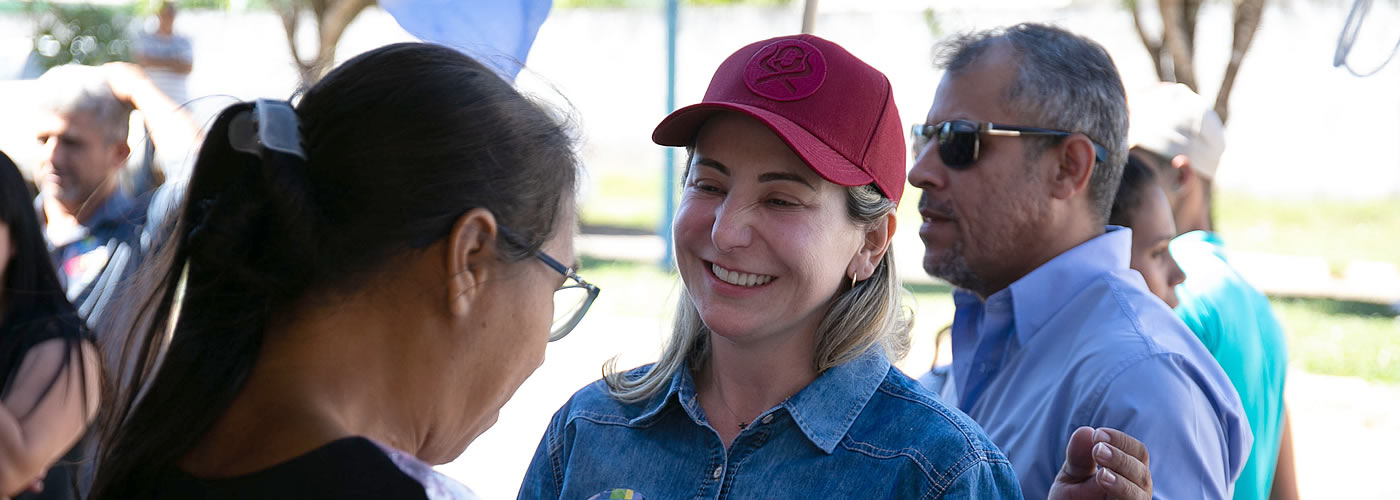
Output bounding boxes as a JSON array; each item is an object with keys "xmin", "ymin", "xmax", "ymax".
[{"xmin": 379, "ymin": 0, "xmax": 552, "ymax": 81}]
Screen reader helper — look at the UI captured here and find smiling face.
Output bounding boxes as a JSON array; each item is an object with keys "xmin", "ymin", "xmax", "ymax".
[
  {"xmin": 906, "ymin": 44, "xmax": 1056, "ymax": 297},
  {"xmin": 673, "ymin": 113, "xmax": 866, "ymax": 346},
  {"xmin": 1126, "ymin": 186, "xmax": 1186, "ymax": 308}
]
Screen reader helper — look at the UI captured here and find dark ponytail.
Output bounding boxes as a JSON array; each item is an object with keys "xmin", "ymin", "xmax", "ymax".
[{"xmin": 91, "ymin": 43, "xmax": 579, "ymax": 497}]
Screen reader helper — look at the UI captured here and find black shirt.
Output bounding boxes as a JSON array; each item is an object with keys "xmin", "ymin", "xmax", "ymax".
[{"xmin": 147, "ymin": 437, "xmax": 461, "ymax": 499}]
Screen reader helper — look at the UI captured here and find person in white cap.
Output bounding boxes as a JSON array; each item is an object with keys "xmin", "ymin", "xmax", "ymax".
[{"xmin": 1129, "ymin": 82, "xmax": 1298, "ymax": 500}]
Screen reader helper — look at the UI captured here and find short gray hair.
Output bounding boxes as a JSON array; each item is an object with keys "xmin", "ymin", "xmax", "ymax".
[
  {"xmin": 37, "ymin": 64, "xmax": 133, "ymax": 144},
  {"xmin": 937, "ymin": 23, "xmax": 1129, "ymax": 224}
]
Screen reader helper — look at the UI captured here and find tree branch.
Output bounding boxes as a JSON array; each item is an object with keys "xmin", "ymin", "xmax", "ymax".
[
  {"xmin": 1215, "ymin": 0, "xmax": 1265, "ymax": 124},
  {"xmin": 1159, "ymin": 0, "xmax": 1198, "ymax": 90},
  {"xmin": 1127, "ymin": 0, "xmax": 1169, "ymax": 81}
]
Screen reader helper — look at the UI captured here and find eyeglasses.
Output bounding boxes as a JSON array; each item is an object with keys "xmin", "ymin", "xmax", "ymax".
[
  {"xmin": 533, "ymin": 249, "xmax": 600, "ymax": 342},
  {"xmin": 910, "ymin": 119, "xmax": 1109, "ymax": 170}
]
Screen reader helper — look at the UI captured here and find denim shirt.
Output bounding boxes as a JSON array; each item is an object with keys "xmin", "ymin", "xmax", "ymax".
[
  {"xmin": 950, "ymin": 227, "xmax": 1251, "ymax": 499},
  {"xmin": 519, "ymin": 348, "xmax": 1021, "ymax": 500}
]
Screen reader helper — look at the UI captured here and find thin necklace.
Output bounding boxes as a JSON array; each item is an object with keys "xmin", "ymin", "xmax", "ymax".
[{"xmin": 711, "ymin": 375, "xmax": 748, "ymax": 430}]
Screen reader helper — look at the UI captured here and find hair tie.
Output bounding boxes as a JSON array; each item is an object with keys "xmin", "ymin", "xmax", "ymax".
[{"xmin": 229, "ymin": 99, "xmax": 306, "ymax": 160}]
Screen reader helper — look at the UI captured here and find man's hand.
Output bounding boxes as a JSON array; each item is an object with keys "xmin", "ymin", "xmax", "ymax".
[
  {"xmin": 1048, "ymin": 426, "xmax": 1152, "ymax": 500},
  {"xmin": 101, "ymin": 62, "xmax": 158, "ymax": 106}
]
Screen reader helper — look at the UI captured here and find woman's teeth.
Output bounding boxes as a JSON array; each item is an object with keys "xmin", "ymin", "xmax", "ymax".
[{"xmin": 712, "ymin": 263, "xmax": 775, "ymax": 287}]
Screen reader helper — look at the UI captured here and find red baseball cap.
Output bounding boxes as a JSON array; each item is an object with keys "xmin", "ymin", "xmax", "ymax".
[{"xmin": 651, "ymin": 34, "xmax": 905, "ymax": 203}]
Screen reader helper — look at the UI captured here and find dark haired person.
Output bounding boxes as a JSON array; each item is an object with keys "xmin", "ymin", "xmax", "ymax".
[
  {"xmin": 1130, "ymin": 83, "xmax": 1296, "ymax": 500},
  {"xmin": 908, "ymin": 24, "xmax": 1250, "ymax": 498},
  {"xmin": 1109, "ymin": 155, "xmax": 1187, "ymax": 308},
  {"xmin": 91, "ymin": 43, "xmax": 591, "ymax": 499},
  {"xmin": 0, "ymin": 152, "xmax": 100, "ymax": 498}
]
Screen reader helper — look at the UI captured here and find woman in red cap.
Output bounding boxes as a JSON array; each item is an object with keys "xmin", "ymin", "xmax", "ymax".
[{"xmin": 520, "ymin": 35, "xmax": 1151, "ymax": 500}]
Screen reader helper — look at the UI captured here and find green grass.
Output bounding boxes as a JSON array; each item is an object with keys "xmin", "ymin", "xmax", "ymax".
[
  {"xmin": 577, "ymin": 258, "xmax": 1400, "ymax": 384},
  {"xmin": 580, "ymin": 169, "xmax": 670, "ymax": 232},
  {"xmin": 1215, "ymin": 191, "xmax": 1400, "ymax": 271},
  {"xmin": 1272, "ymin": 297, "xmax": 1399, "ymax": 384}
]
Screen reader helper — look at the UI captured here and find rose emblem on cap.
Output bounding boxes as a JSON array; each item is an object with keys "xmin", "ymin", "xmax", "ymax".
[{"xmin": 744, "ymin": 39, "xmax": 827, "ymax": 101}]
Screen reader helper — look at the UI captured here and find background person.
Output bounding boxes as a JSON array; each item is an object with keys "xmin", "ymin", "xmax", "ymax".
[
  {"xmin": 89, "ymin": 42, "xmax": 587, "ymax": 499},
  {"xmin": 907, "ymin": 23, "xmax": 1250, "ymax": 498},
  {"xmin": 33, "ymin": 63, "xmax": 195, "ymax": 332},
  {"xmin": 1108, "ymin": 154, "xmax": 1187, "ymax": 307},
  {"xmin": 131, "ymin": 1, "xmax": 193, "ymax": 106},
  {"xmin": 1128, "ymin": 82, "xmax": 1296, "ymax": 500},
  {"xmin": 0, "ymin": 151, "xmax": 101, "ymax": 500},
  {"xmin": 521, "ymin": 34, "xmax": 1151, "ymax": 500}
]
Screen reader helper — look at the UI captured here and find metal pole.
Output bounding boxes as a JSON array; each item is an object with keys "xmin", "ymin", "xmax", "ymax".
[
  {"xmin": 801, "ymin": 0, "xmax": 818, "ymax": 34},
  {"xmin": 661, "ymin": 0, "xmax": 679, "ymax": 270}
]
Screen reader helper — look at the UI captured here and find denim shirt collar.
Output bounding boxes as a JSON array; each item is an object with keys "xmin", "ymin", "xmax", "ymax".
[
  {"xmin": 952, "ymin": 226, "xmax": 1132, "ymax": 346},
  {"xmin": 632, "ymin": 348, "xmax": 891, "ymax": 454}
]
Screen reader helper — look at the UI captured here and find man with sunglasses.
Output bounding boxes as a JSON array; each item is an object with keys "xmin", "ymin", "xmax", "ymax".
[
  {"xmin": 1129, "ymin": 83, "xmax": 1296, "ymax": 500},
  {"xmin": 907, "ymin": 24, "xmax": 1251, "ymax": 499}
]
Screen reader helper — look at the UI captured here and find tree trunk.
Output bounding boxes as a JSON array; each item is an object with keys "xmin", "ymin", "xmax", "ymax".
[
  {"xmin": 1126, "ymin": 0, "xmax": 1170, "ymax": 81},
  {"xmin": 1215, "ymin": 0, "xmax": 1264, "ymax": 125},
  {"xmin": 276, "ymin": 0, "xmax": 376, "ymax": 87},
  {"xmin": 1159, "ymin": 0, "xmax": 1199, "ymax": 91}
]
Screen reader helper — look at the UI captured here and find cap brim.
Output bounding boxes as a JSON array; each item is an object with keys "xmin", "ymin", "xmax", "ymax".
[{"xmin": 651, "ymin": 102, "xmax": 874, "ymax": 188}]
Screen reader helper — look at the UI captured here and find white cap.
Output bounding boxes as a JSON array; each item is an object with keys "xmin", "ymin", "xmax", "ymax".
[{"xmin": 1128, "ymin": 83, "xmax": 1225, "ymax": 179}]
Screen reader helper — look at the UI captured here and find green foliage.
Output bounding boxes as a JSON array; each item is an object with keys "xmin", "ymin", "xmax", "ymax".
[
  {"xmin": 29, "ymin": 2, "xmax": 137, "ymax": 71},
  {"xmin": 922, "ymin": 7, "xmax": 940, "ymax": 37}
]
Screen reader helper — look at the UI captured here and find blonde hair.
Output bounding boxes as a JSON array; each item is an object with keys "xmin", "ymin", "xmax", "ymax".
[{"xmin": 604, "ymin": 184, "xmax": 911, "ymax": 403}]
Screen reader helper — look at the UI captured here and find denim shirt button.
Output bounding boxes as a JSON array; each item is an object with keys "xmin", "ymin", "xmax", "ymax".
[
  {"xmin": 711, "ymin": 466, "xmax": 723, "ymax": 479},
  {"xmin": 761, "ymin": 414, "xmax": 773, "ymax": 425}
]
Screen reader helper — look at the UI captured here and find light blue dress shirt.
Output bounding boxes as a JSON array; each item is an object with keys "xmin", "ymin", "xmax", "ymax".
[
  {"xmin": 949, "ymin": 227, "xmax": 1251, "ymax": 499},
  {"xmin": 520, "ymin": 348, "xmax": 1021, "ymax": 499}
]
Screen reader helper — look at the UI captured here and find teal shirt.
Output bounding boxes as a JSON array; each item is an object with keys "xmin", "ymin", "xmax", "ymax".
[{"xmin": 1171, "ymin": 230, "xmax": 1289, "ymax": 500}]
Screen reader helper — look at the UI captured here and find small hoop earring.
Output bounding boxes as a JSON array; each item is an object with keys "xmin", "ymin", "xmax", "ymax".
[{"xmin": 850, "ymin": 273, "xmax": 858, "ymax": 289}]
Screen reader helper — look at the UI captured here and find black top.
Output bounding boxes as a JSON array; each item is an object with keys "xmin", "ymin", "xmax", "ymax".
[
  {"xmin": 0, "ymin": 309, "xmax": 87, "ymax": 397},
  {"xmin": 147, "ymin": 437, "xmax": 436, "ymax": 499}
]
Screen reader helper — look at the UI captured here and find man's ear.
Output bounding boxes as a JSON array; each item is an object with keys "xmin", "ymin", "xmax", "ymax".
[
  {"xmin": 108, "ymin": 140, "xmax": 131, "ymax": 172},
  {"xmin": 846, "ymin": 211, "xmax": 895, "ymax": 282},
  {"xmin": 1171, "ymin": 154, "xmax": 1196, "ymax": 186},
  {"xmin": 1049, "ymin": 134, "xmax": 1097, "ymax": 201},
  {"xmin": 445, "ymin": 208, "xmax": 499, "ymax": 317}
]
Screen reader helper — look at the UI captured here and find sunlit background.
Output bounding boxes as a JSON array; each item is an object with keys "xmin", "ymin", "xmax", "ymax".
[{"xmin": 1, "ymin": 0, "xmax": 1396, "ymax": 498}]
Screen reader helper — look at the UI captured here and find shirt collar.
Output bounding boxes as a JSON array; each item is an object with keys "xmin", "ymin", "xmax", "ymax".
[
  {"xmin": 36, "ymin": 190, "xmax": 137, "ymax": 247},
  {"xmin": 631, "ymin": 348, "xmax": 891, "ymax": 455},
  {"xmin": 629, "ymin": 363, "xmax": 696, "ymax": 427},
  {"xmin": 1001, "ymin": 226, "xmax": 1132, "ymax": 345},
  {"xmin": 782, "ymin": 347, "xmax": 890, "ymax": 454},
  {"xmin": 85, "ymin": 189, "xmax": 137, "ymax": 227}
]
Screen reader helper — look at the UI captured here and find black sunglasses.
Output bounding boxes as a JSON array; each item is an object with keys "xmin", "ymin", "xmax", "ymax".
[{"xmin": 911, "ymin": 120, "xmax": 1109, "ymax": 169}]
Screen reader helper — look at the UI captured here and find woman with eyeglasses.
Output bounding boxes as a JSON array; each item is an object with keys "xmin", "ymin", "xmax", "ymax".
[
  {"xmin": 0, "ymin": 152, "xmax": 101, "ymax": 498},
  {"xmin": 520, "ymin": 35, "xmax": 1150, "ymax": 500},
  {"xmin": 89, "ymin": 43, "xmax": 594, "ymax": 499}
]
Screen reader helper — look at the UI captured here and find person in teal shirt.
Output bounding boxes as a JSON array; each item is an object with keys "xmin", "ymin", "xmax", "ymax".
[{"xmin": 1129, "ymin": 83, "xmax": 1298, "ymax": 500}]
